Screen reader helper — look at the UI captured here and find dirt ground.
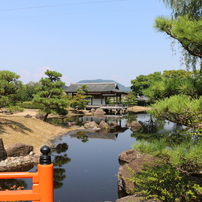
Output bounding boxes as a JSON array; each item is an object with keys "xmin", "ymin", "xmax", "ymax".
[
  {"xmin": 5, "ymin": 106, "xmax": 150, "ymax": 117},
  {"xmin": 0, "ymin": 106, "xmax": 150, "ymax": 154},
  {"xmin": 127, "ymin": 106, "xmax": 150, "ymax": 112},
  {"xmin": 6, "ymin": 109, "xmax": 39, "ymax": 117},
  {"xmin": 0, "ymin": 109, "xmax": 77, "ymax": 154}
]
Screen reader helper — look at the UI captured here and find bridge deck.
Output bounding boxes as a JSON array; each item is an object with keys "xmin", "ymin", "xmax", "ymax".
[{"xmin": 86, "ymin": 105, "xmax": 127, "ymax": 110}]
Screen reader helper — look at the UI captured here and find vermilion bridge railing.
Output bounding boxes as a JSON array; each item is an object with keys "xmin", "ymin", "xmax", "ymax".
[{"xmin": 0, "ymin": 145, "xmax": 54, "ymax": 202}]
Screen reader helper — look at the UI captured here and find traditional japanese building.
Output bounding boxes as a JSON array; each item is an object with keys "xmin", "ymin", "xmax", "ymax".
[{"xmin": 65, "ymin": 82, "xmax": 128, "ymax": 106}]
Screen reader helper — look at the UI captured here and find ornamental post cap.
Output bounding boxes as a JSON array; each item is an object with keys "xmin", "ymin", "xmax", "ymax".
[{"xmin": 40, "ymin": 145, "xmax": 51, "ymax": 165}]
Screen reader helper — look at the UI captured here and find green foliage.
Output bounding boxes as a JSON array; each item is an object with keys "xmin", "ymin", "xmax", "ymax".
[
  {"xmin": 131, "ymin": 70, "xmax": 198, "ymax": 102},
  {"xmin": 70, "ymin": 85, "xmax": 91, "ymax": 109},
  {"xmin": 155, "ymin": 0, "xmax": 202, "ymax": 70},
  {"xmin": 149, "ymin": 95, "xmax": 202, "ymax": 127},
  {"xmin": 143, "ymin": 80, "xmax": 167, "ymax": 101},
  {"xmin": 17, "ymin": 101, "xmax": 44, "ymax": 109},
  {"xmin": 142, "ymin": 70, "xmax": 199, "ymax": 101},
  {"xmin": 130, "ymin": 140, "xmax": 202, "ymax": 201},
  {"xmin": 32, "ymin": 70, "xmax": 70, "ymax": 121},
  {"xmin": 77, "ymin": 84, "xmax": 89, "ymax": 94},
  {"xmin": 161, "ymin": 0, "xmax": 202, "ymax": 19},
  {"xmin": 7, "ymin": 106, "xmax": 24, "ymax": 114},
  {"xmin": 128, "ymin": 163, "xmax": 202, "ymax": 201},
  {"xmin": 76, "ymin": 131, "xmax": 89, "ymax": 143},
  {"xmin": 14, "ymin": 81, "xmax": 41, "ymax": 102},
  {"xmin": 122, "ymin": 92, "xmax": 137, "ymax": 106},
  {"xmin": 131, "ymin": 72, "xmax": 162, "ymax": 96},
  {"xmin": 55, "ymin": 108, "xmax": 68, "ymax": 116},
  {"xmin": 177, "ymin": 78, "xmax": 196, "ymax": 96},
  {"xmin": 162, "ymin": 69, "xmax": 193, "ymax": 78},
  {"xmin": 154, "ymin": 15, "xmax": 202, "ymax": 59},
  {"xmin": 0, "ymin": 70, "xmax": 23, "ymax": 110}
]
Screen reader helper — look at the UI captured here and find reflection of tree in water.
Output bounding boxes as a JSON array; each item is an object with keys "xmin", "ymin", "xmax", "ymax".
[
  {"xmin": 0, "ymin": 143, "xmax": 71, "ymax": 196},
  {"xmin": 53, "ymin": 155, "xmax": 71, "ymax": 167},
  {"xmin": 53, "ymin": 142, "xmax": 68, "ymax": 154},
  {"xmin": 131, "ymin": 116, "xmax": 189, "ymax": 146},
  {"xmin": 0, "ymin": 178, "xmax": 27, "ymax": 191},
  {"xmin": 76, "ymin": 131, "xmax": 89, "ymax": 143},
  {"xmin": 131, "ymin": 116, "xmax": 163, "ymax": 139},
  {"xmin": 52, "ymin": 143, "xmax": 71, "ymax": 189},
  {"xmin": 0, "ymin": 169, "xmax": 28, "ymax": 199},
  {"xmin": 126, "ymin": 112, "xmax": 138, "ymax": 123},
  {"xmin": 53, "ymin": 168, "xmax": 66, "ymax": 189},
  {"xmin": 47, "ymin": 116, "xmax": 83, "ymax": 126}
]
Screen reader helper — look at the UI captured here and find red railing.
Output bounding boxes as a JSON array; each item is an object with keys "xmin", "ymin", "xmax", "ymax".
[{"xmin": 0, "ymin": 146, "xmax": 54, "ymax": 202}]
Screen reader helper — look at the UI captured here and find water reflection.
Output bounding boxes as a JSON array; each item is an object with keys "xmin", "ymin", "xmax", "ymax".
[
  {"xmin": 52, "ymin": 143, "xmax": 69, "ymax": 154},
  {"xmin": 0, "ymin": 179, "xmax": 29, "ymax": 202},
  {"xmin": 128, "ymin": 114, "xmax": 189, "ymax": 146},
  {"xmin": 0, "ymin": 113, "xmax": 184, "ymax": 202},
  {"xmin": 0, "ymin": 179, "xmax": 27, "ymax": 191},
  {"xmin": 47, "ymin": 114, "xmax": 200, "ymax": 201},
  {"xmin": 76, "ymin": 131, "xmax": 89, "ymax": 143},
  {"xmin": 52, "ymin": 143, "xmax": 71, "ymax": 189},
  {"xmin": 70, "ymin": 127, "xmax": 128, "ymax": 142},
  {"xmin": 53, "ymin": 168, "xmax": 66, "ymax": 189}
]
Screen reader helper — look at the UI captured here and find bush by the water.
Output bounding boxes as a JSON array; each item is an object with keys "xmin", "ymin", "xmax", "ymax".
[
  {"xmin": 17, "ymin": 102, "xmax": 44, "ymax": 109},
  {"xmin": 129, "ymin": 139, "xmax": 202, "ymax": 201}
]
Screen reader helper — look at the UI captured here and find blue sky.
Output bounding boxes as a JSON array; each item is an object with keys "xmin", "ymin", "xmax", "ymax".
[{"xmin": 1, "ymin": 0, "xmax": 185, "ymax": 87}]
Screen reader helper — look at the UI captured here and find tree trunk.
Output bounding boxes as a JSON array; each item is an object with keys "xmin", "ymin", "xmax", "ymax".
[
  {"xmin": 0, "ymin": 138, "xmax": 7, "ymax": 161},
  {"xmin": 43, "ymin": 113, "xmax": 50, "ymax": 122}
]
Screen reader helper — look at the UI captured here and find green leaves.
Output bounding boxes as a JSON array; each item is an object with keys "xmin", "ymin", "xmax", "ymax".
[
  {"xmin": 0, "ymin": 70, "xmax": 22, "ymax": 109},
  {"xmin": 123, "ymin": 92, "xmax": 137, "ymax": 106},
  {"xmin": 32, "ymin": 70, "xmax": 70, "ymax": 121},
  {"xmin": 155, "ymin": 1, "xmax": 202, "ymax": 70},
  {"xmin": 70, "ymin": 85, "xmax": 90, "ymax": 109},
  {"xmin": 131, "ymin": 139, "xmax": 202, "ymax": 201},
  {"xmin": 131, "ymin": 72, "xmax": 162, "ymax": 96},
  {"xmin": 149, "ymin": 95, "xmax": 202, "ymax": 127}
]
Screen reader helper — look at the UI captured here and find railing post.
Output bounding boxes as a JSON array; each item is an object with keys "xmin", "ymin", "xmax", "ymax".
[{"xmin": 38, "ymin": 145, "xmax": 54, "ymax": 202}]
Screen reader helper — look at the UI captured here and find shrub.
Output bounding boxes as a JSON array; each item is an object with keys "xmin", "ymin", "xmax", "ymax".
[
  {"xmin": 7, "ymin": 106, "xmax": 24, "ymax": 114},
  {"xmin": 129, "ymin": 140, "xmax": 202, "ymax": 201},
  {"xmin": 17, "ymin": 102, "xmax": 44, "ymax": 109}
]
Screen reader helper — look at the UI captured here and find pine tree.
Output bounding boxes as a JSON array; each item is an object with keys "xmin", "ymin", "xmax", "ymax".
[
  {"xmin": 0, "ymin": 70, "xmax": 23, "ymax": 111},
  {"xmin": 155, "ymin": 0, "xmax": 202, "ymax": 71},
  {"xmin": 32, "ymin": 70, "xmax": 70, "ymax": 121}
]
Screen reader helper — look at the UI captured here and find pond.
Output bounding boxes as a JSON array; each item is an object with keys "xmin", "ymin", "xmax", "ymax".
[
  {"xmin": 0, "ymin": 113, "xmax": 183, "ymax": 202},
  {"xmin": 48, "ymin": 113, "xmax": 183, "ymax": 202}
]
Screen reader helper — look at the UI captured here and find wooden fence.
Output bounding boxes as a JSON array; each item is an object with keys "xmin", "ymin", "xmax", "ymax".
[{"xmin": 0, "ymin": 145, "xmax": 54, "ymax": 202}]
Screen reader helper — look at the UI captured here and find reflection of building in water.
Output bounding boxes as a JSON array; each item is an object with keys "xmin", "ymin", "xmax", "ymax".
[
  {"xmin": 70, "ymin": 126, "xmax": 128, "ymax": 141},
  {"xmin": 79, "ymin": 116, "xmax": 124, "ymax": 126}
]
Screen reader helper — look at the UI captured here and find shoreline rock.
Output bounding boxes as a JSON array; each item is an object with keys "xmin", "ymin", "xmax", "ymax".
[
  {"xmin": 0, "ymin": 152, "xmax": 39, "ymax": 172},
  {"xmin": 117, "ymin": 149, "xmax": 159, "ymax": 202},
  {"xmin": 0, "ymin": 140, "xmax": 40, "ymax": 172}
]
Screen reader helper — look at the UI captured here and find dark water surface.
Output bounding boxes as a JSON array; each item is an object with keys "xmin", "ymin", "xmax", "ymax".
[
  {"xmin": 49, "ymin": 113, "xmax": 179, "ymax": 202},
  {"xmin": 53, "ymin": 124, "xmax": 135, "ymax": 201},
  {"xmin": 3, "ymin": 113, "xmax": 180, "ymax": 202}
]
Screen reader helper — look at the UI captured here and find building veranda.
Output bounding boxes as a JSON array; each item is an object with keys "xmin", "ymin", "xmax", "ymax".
[{"xmin": 65, "ymin": 82, "xmax": 128, "ymax": 113}]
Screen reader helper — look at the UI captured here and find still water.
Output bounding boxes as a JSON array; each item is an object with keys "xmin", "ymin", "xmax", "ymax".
[
  {"xmin": 0, "ymin": 113, "xmax": 181, "ymax": 202},
  {"xmin": 49, "ymin": 113, "xmax": 180, "ymax": 202}
]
